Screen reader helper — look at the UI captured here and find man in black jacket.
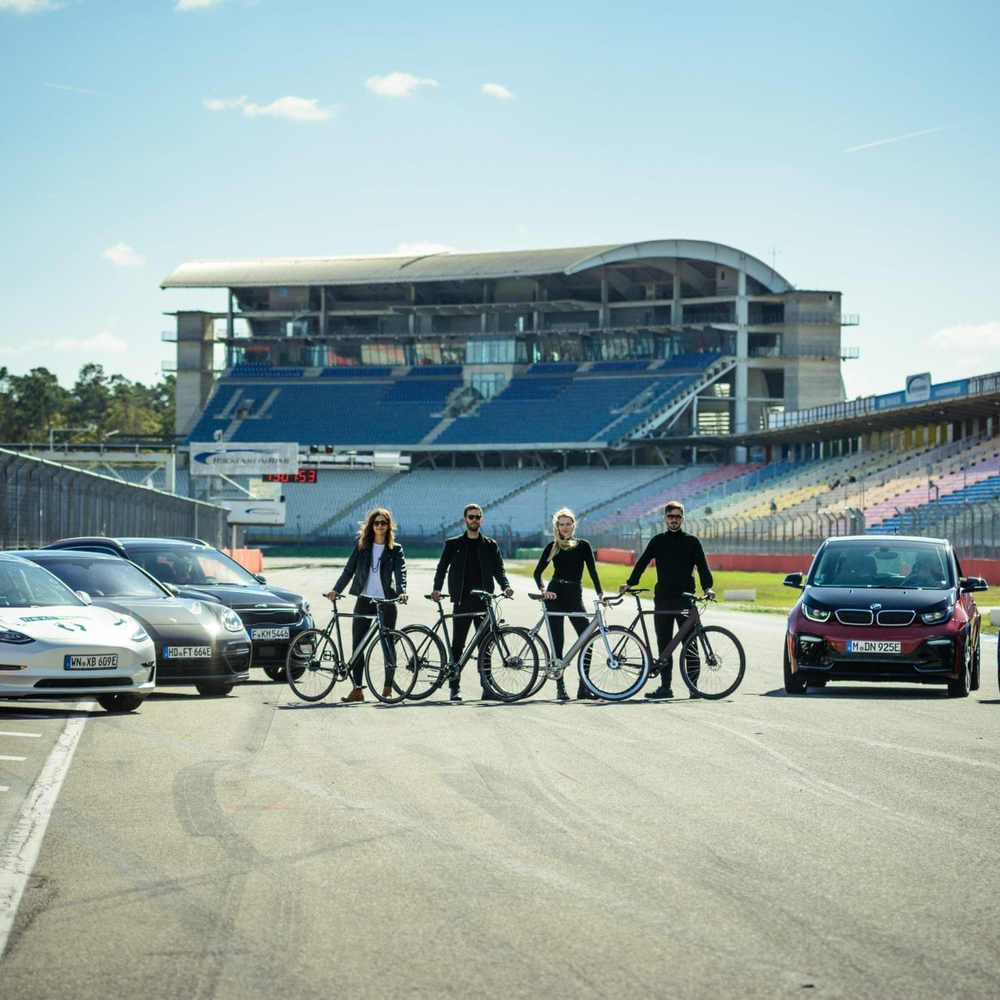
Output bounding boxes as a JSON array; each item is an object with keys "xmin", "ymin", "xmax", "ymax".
[
  {"xmin": 619, "ymin": 500, "xmax": 715, "ymax": 699},
  {"xmin": 431, "ymin": 503, "xmax": 513, "ymax": 701}
]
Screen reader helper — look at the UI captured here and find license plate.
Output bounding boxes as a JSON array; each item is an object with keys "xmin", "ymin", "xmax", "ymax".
[
  {"xmin": 251, "ymin": 627, "xmax": 289, "ymax": 640},
  {"xmin": 64, "ymin": 653, "xmax": 118, "ymax": 670},
  {"xmin": 164, "ymin": 646, "xmax": 212, "ymax": 659},
  {"xmin": 847, "ymin": 640, "xmax": 901, "ymax": 653}
]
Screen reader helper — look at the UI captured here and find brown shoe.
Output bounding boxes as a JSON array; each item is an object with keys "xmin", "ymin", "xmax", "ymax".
[
  {"xmin": 341, "ymin": 687, "xmax": 365, "ymax": 703},
  {"xmin": 382, "ymin": 685, "xmax": 394, "ymax": 699}
]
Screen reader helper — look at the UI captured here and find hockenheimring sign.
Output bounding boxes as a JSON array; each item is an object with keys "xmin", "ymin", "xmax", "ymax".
[{"xmin": 189, "ymin": 442, "xmax": 299, "ymax": 477}]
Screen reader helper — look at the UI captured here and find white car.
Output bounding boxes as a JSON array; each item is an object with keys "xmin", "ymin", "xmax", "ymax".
[{"xmin": 0, "ymin": 554, "xmax": 156, "ymax": 712}]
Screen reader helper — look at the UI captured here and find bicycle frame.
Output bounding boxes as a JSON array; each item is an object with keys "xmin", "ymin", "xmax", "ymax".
[
  {"xmin": 621, "ymin": 589, "xmax": 705, "ymax": 667},
  {"xmin": 525, "ymin": 594, "xmax": 623, "ymax": 679},
  {"xmin": 423, "ymin": 589, "xmax": 510, "ymax": 679}
]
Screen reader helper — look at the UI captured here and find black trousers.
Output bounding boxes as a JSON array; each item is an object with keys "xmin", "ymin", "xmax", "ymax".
[
  {"xmin": 652, "ymin": 595, "xmax": 699, "ymax": 689},
  {"xmin": 350, "ymin": 596, "xmax": 397, "ymax": 687},
  {"xmin": 450, "ymin": 596, "xmax": 487, "ymax": 690},
  {"xmin": 546, "ymin": 584, "xmax": 589, "ymax": 659}
]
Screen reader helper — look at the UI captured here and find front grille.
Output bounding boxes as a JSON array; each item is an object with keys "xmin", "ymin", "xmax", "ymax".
[
  {"xmin": 877, "ymin": 610, "xmax": 915, "ymax": 626},
  {"xmin": 237, "ymin": 608, "xmax": 298, "ymax": 627},
  {"xmin": 34, "ymin": 676, "xmax": 133, "ymax": 689},
  {"xmin": 836, "ymin": 609, "xmax": 873, "ymax": 625}
]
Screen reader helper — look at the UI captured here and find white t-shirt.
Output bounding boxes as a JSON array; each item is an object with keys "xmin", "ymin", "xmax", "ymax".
[{"xmin": 364, "ymin": 543, "xmax": 387, "ymax": 599}]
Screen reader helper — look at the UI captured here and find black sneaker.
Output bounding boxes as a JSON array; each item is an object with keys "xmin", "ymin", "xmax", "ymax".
[
  {"xmin": 556, "ymin": 684, "xmax": 570, "ymax": 702},
  {"xmin": 449, "ymin": 690, "xmax": 462, "ymax": 702},
  {"xmin": 644, "ymin": 687, "xmax": 673, "ymax": 700}
]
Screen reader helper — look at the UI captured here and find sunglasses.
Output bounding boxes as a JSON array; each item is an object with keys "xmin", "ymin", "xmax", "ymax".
[
  {"xmin": 372, "ymin": 519, "xmax": 389, "ymax": 526},
  {"xmin": 466, "ymin": 513, "xmax": 482, "ymax": 520},
  {"xmin": 665, "ymin": 514, "xmax": 683, "ymax": 519}
]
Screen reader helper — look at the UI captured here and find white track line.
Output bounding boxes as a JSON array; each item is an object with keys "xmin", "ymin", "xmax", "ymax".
[{"xmin": 0, "ymin": 712, "xmax": 88, "ymax": 960}]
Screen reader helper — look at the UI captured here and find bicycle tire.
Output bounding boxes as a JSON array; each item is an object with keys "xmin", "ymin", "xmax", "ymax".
[
  {"xmin": 525, "ymin": 633, "xmax": 550, "ymax": 698},
  {"xmin": 365, "ymin": 629, "xmax": 420, "ymax": 704},
  {"xmin": 578, "ymin": 626, "xmax": 650, "ymax": 701},
  {"xmin": 400, "ymin": 624, "xmax": 449, "ymax": 700},
  {"xmin": 286, "ymin": 629, "xmax": 340, "ymax": 702},
  {"xmin": 680, "ymin": 625, "xmax": 745, "ymax": 700},
  {"xmin": 479, "ymin": 626, "xmax": 540, "ymax": 701}
]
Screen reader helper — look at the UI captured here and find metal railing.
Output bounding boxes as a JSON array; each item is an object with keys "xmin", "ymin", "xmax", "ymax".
[{"xmin": 0, "ymin": 448, "xmax": 228, "ymax": 550}]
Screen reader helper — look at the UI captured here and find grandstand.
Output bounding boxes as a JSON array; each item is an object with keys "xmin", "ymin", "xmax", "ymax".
[{"xmin": 151, "ymin": 239, "xmax": 1000, "ymax": 554}]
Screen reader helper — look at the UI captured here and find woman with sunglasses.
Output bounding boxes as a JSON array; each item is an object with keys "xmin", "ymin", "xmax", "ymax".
[
  {"xmin": 326, "ymin": 507, "xmax": 407, "ymax": 702},
  {"xmin": 534, "ymin": 507, "xmax": 603, "ymax": 701}
]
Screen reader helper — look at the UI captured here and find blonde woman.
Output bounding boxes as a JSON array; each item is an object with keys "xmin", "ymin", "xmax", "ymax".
[
  {"xmin": 533, "ymin": 508, "xmax": 603, "ymax": 701},
  {"xmin": 326, "ymin": 508, "xmax": 407, "ymax": 702}
]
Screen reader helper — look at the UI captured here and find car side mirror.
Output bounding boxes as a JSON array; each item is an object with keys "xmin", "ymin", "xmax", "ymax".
[
  {"xmin": 166, "ymin": 583, "xmax": 180, "ymax": 596},
  {"xmin": 783, "ymin": 572, "xmax": 805, "ymax": 589},
  {"xmin": 960, "ymin": 576, "xmax": 988, "ymax": 593},
  {"xmin": 75, "ymin": 590, "xmax": 92, "ymax": 605},
  {"xmin": 254, "ymin": 573, "xmax": 267, "ymax": 584}
]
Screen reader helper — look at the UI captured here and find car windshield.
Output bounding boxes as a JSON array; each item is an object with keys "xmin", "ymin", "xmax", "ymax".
[
  {"xmin": 810, "ymin": 544, "xmax": 952, "ymax": 590},
  {"xmin": 130, "ymin": 546, "xmax": 259, "ymax": 588},
  {"xmin": 31, "ymin": 557, "xmax": 166, "ymax": 600},
  {"xmin": 0, "ymin": 560, "xmax": 84, "ymax": 608}
]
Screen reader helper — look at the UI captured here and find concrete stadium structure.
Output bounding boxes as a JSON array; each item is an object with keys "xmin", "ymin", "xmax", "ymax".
[{"xmin": 162, "ymin": 239, "xmax": 858, "ymax": 466}]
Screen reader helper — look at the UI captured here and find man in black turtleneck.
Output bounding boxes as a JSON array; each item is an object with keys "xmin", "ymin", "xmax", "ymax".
[
  {"xmin": 620, "ymin": 500, "xmax": 715, "ymax": 699},
  {"xmin": 432, "ymin": 503, "xmax": 513, "ymax": 701}
]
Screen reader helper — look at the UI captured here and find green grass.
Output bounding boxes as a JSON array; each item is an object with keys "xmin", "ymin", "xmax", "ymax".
[{"xmin": 507, "ymin": 563, "xmax": 799, "ymax": 613}]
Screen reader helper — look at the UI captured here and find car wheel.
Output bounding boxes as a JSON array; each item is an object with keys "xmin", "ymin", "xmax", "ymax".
[
  {"xmin": 783, "ymin": 642, "xmax": 807, "ymax": 694},
  {"xmin": 196, "ymin": 682, "xmax": 234, "ymax": 697},
  {"xmin": 96, "ymin": 693, "xmax": 145, "ymax": 713},
  {"xmin": 948, "ymin": 637, "xmax": 972, "ymax": 698},
  {"xmin": 262, "ymin": 665, "xmax": 285, "ymax": 681}
]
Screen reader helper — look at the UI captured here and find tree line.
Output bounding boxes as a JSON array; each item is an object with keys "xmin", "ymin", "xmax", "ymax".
[{"xmin": 0, "ymin": 364, "xmax": 175, "ymax": 445}]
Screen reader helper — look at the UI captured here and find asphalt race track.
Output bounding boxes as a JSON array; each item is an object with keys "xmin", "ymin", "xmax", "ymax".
[{"xmin": 1, "ymin": 558, "xmax": 999, "ymax": 998}]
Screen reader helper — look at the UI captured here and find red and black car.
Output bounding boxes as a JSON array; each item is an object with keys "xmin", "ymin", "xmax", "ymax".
[{"xmin": 783, "ymin": 536, "xmax": 987, "ymax": 698}]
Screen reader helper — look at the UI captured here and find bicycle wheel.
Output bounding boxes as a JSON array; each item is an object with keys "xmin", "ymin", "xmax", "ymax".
[
  {"xmin": 680, "ymin": 625, "xmax": 745, "ymax": 700},
  {"xmin": 285, "ymin": 629, "xmax": 340, "ymax": 702},
  {"xmin": 365, "ymin": 629, "xmax": 419, "ymax": 704},
  {"xmin": 400, "ymin": 624, "xmax": 449, "ymax": 700},
  {"xmin": 578, "ymin": 626, "xmax": 650, "ymax": 701},
  {"xmin": 479, "ymin": 626, "xmax": 539, "ymax": 701}
]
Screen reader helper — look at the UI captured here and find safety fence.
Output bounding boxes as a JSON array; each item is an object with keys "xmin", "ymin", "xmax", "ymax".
[{"xmin": 0, "ymin": 448, "xmax": 228, "ymax": 550}]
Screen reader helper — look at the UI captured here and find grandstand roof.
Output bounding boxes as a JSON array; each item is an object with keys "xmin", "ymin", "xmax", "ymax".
[{"xmin": 160, "ymin": 240, "xmax": 793, "ymax": 294}]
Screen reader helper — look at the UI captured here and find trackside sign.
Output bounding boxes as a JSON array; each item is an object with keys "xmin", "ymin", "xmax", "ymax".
[{"xmin": 189, "ymin": 442, "xmax": 299, "ymax": 476}]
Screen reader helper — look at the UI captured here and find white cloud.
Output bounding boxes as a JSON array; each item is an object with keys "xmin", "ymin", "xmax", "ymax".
[
  {"xmin": 365, "ymin": 72, "xmax": 438, "ymax": 98},
  {"xmin": 203, "ymin": 95, "xmax": 247, "ymax": 112},
  {"xmin": 43, "ymin": 82, "xmax": 113, "ymax": 98},
  {"xmin": 391, "ymin": 241, "xmax": 455, "ymax": 257},
  {"xmin": 928, "ymin": 320, "xmax": 1000, "ymax": 351},
  {"xmin": 0, "ymin": 338, "xmax": 49, "ymax": 358},
  {"xmin": 102, "ymin": 242, "xmax": 146, "ymax": 267},
  {"xmin": 54, "ymin": 330, "xmax": 128, "ymax": 355},
  {"xmin": 244, "ymin": 96, "xmax": 334, "ymax": 121},
  {"xmin": 175, "ymin": 0, "xmax": 228, "ymax": 10},
  {"xmin": 202, "ymin": 94, "xmax": 335, "ymax": 121},
  {"xmin": 481, "ymin": 82, "xmax": 514, "ymax": 100},
  {"xmin": 0, "ymin": 0, "xmax": 63, "ymax": 12}
]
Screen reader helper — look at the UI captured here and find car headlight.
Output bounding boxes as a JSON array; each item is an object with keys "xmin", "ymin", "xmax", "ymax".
[
  {"xmin": 0, "ymin": 630, "xmax": 34, "ymax": 644},
  {"xmin": 130, "ymin": 623, "xmax": 150, "ymax": 642},
  {"xmin": 221, "ymin": 607, "xmax": 244, "ymax": 632},
  {"xmin": 921, "ymin": 606, "xmax": 953, "ymax": 625},
  {"xmin": 802, "ymin": 603, "xmax": 831, "ymax": 622},
  {"xmin": 300, "ymin": 599, "xmax": 311, "ymax": 616}
]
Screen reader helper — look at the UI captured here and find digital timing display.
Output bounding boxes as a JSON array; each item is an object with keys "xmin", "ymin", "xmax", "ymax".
[{"xmin": 263, "ymin": 470, "xmax": 318, "ymax": 484}]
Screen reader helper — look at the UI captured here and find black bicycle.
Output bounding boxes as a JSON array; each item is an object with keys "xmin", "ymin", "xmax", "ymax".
[
  {"xmin": 598, "ymin": 589, "xmax": 745, "ymax": 700},
  {"xmin": 284, "ymin": 596, "xmax": 418, "ymax": 704},
  {"xmin": 401, "ymin": 590, "xmax": 540, "ymax": 701}
]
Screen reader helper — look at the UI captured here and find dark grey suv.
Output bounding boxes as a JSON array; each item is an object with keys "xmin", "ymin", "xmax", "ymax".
[{"xmin": 44, "ymin": 537, "xmax": 312, "ymax": 680}]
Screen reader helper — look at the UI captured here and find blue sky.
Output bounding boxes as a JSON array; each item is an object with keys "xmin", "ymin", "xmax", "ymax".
[{"xmin": 1, "ymin": 0, "xmax": 997, "ymax": 402}]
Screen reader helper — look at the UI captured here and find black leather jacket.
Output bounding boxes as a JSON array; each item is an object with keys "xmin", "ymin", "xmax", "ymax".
[
  {"xmin": 333, "ymin": 543, "xmax": 406, "ymax": 598},
  {"xmin": 433, "ymin": 533, "xmax": 509, "ymax": 603}
]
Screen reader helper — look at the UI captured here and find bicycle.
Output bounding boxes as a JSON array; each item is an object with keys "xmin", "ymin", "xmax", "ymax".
[
  {"xmin": 522, "ymin": 593, "xmax": 650, "ymax": 700},
  {"xmin": 608, "ymin": 588, "xmax": 746, "ymax": 700},
  {"xmin": 284, "ymin": 596, "xmax": 419, "ymax": 704},
  {"xmin": 401, "ymin": 590, "xmax": 540, "ymax": 702}
]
